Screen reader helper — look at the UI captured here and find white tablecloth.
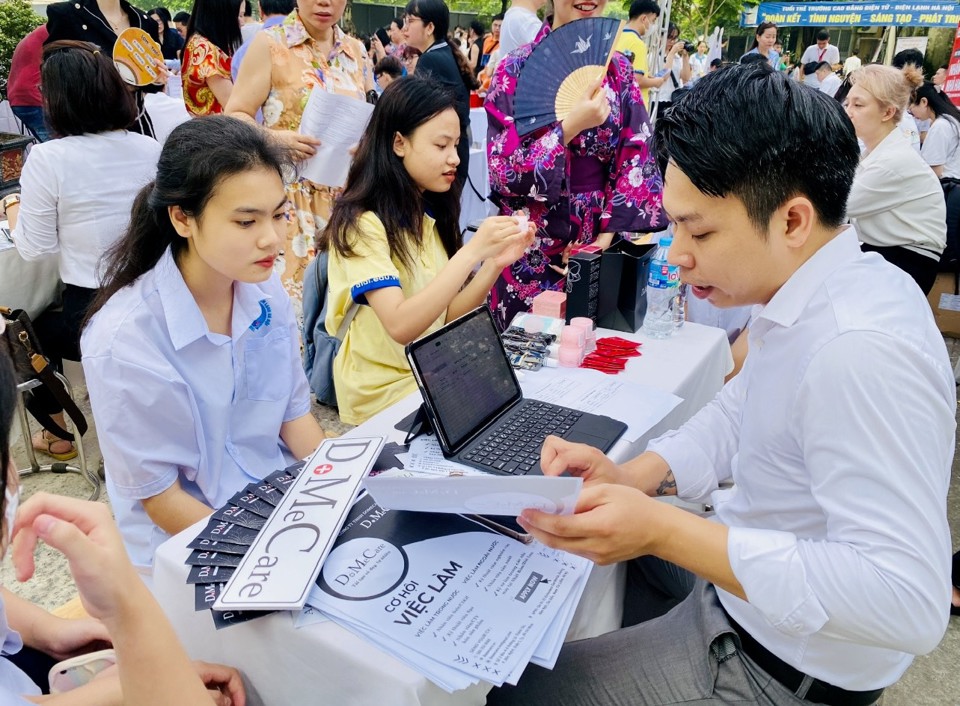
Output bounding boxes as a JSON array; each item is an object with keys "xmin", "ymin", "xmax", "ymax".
[
  {"xmin": 0, "ymin": 227, "xmax": 60, "ymax": 318},
  {"xmin": 152, "ymin": 323, "xmax": 732, "ymax": 706}
]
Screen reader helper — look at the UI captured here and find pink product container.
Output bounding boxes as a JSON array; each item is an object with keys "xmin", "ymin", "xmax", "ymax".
[
  {"xmin": 560, "ymin": 325, "xmax": 585, "ymax": 348},
  {"xmin": 557, "ymin": 344, "xmax": 583, "ymax": 367},
  {"xmin": 532, "ymin": 290, "xmax": 567, "ymax": 319},
  {"xmin": 570, "ymin": 316, "xmax": 597, "ymax": 353}
]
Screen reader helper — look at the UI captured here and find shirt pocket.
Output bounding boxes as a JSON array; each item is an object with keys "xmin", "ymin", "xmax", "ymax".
[{"xmin": 244, "ymin": 328, "xmax": 293, "ymax": 402}]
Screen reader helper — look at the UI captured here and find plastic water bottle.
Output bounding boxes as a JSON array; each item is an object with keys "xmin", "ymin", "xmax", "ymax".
[
  {"xmin": 673, "ymin": 283, "xmax": 687, "ymax": 331},
  {"xmin": 643, "ymin": 234, "xmax": 680, "ymax": 339}
]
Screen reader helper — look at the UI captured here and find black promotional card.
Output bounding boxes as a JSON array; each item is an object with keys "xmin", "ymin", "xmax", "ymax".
[
  {"xmin": 211, "ymin": 606, "xmax": 274, "ymax": 629},
  {"xmin": 212, "ymin": 504, "xmax": 267, "ymax": 531},
  {"xmin": 186, "ymin": 536, "xmax": 249, "ymax": 553},
  {"xmin": 195, "ymin": 582, "xmax": 224, "ymax": 611},
  {"xmin": 185, "ymin": 549, "xmax": 245, "ymax": 567},
  {"xmin": 194, "ymin": 518, "xmax": 260, "ymax": 546},
  {"xmin": 187, "ymin": 564, "xmax": 236, "ymax": 585},
  {"xmin": 247, "ymin": 480, "xmax": 283, "ymax": 506},
  {"xmin": 229, "ymin": 490, "xmax": 275, "ymax": 518},
  {"xmin": 264, "ymin": 469, "xmax": 297, "ymax": 493}
]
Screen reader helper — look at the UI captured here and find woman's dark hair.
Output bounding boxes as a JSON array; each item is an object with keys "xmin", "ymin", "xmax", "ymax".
[
  {"xmin": 405, "ymin": 0, "xmax": 479, "ymax": 90},
  {"xmin": 41, "ymin": 41, "xmax": 137, "ymax": 137},
  {"xmin": 916, "ymin": 81, "xmax": 960, "ymax": 121},
  {"xmin": 469, "ymin": 19, "xmax": 484, "ymax": 37},
  {"xmin": 260, "ymin": 0, "xmax": 294, "ymax": 15},
  {"xmin": 149, "ymin": 7, "xmax": 172, "ymax": 31},
  {"xmin": 655, "ymin": 63, "xmax": 859, "ymax": 232},
  {"xmin": 174, "ymin": 10, "xmax": 190, "ymax": 24},
  {"xmin": 85, "ymin": 116, "xmax": 291, "ymax": 325},
  {"xmin": 186, "ymin": 0, "xmax": 243, "ymax": 55},
  {"xmin": 750, "ymin": 21, "xmax": 777, "ymax": 50},
  {"xmin": 0, "ymin": 348, "xmax": 14, "ymax": 516},
  {"xmin": 375, "ymin": 55, "xmax": 403, "ymax": 79},
  {"xmin": 322, "ymin": 77, "xmax": 462, "ymax": 271}
]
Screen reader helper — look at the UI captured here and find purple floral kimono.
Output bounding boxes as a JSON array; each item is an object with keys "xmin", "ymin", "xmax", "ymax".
[{"xmin": 485, "ymin": 22, "xmax": 665, "ymax": 329}]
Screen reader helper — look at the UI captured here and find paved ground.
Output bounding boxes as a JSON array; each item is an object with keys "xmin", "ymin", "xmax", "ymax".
[{"xmin": 3, "ymin": 348, "xmax": 960, "ymax": 705}]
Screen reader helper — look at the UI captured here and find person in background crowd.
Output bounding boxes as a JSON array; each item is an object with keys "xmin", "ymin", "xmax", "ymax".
[
  {"xmin": 934, "ymin": 63, "xmax": 948, "ymax": 92},
  {"xmin": 743, "ymin": 21, "xmax": 779, "ymax": 69},
  {"xmin": 911, "ymin": 82, "xmax": 960, "ymax": 178},
  {"xmin": 44, "ymin": 0, "xmax": 162, "ymax": 137},
  {"xmin": 230, "ymin": 0, "xmax": 295, "ymax": 81},
  {"xmin": 816, "ymin": 61, "xmax": 841, "ymax": 98},
  {"xmin": 386, "ymin": 16, "xmax": 406, "ymax": 56},
  {"xmin": 481, "ymin": 13, "xmax": 502, "ymax": 72},
  {"xmin": 893, "ymin": 48, "xmax": 925, "ymax": 151},
  {"xmin": 374, "ymin": 55, "xmax": 403, "ymax": 91},
  {"xmin": 401, "ymin": 44, "xmax": 422, "ymax": 73},
  {"xmin": 486, "ymin": 0, "xmax": 665, "ymax": 330},
  {"xmin": 5, "ymin": 41, "xmax": 161, "ymax": 463},
  {"xmin": 149, "ymin": 7, "xmax": 183, "ymax": 60},
  {"xmin": 227, "ymin": 0, "xmax": 372, "ymax": 305},
  {"xmin": 403, "ymin": 0, "xmax": 478, "ymax": 186},
  {"xmin": 322, "ymin": 77, "xmax": 532, "ymax": 425},
  {"xmin": 709, "ymin": 57, "xmax": 721, "ymax": 71},
  {"xmin": 466, "ymin": 19, "xmax": 484, "ymax": 75},
  {"xmin": 7, "ymin": 25, "xmax": 50, "ymax": 142},
  {"xmin": 773, "ymin": 40, "xmax": 789, "ymax": 71},
  {"xmin": 500, "ymin": 0, "xmax": 545, "ymax": 56},
  {"xmin": 487, "ymin": 62, "xmax": 954, "ymax": 706},
  {"xmin": 181, "ymin": 0, "xmax": 242, "ymax": 116},
  {"xmin": 655, "ymin": 23, "xmax": 692, "ymax": 114},
  {"xmin": 843, "ymin": 48, "xmax": 861, "ymax": 77},
  {"xmin": 239, "ymin": 0, "xmax": 261, "ymax": 42},
  {"xmin": 452, "ymin": 24, "xmax": 467, "ymax": 53},
  {"xmin": 689, "ymin": 40, "xmax": 709, "ymax": 82},
  {"xmin": 846, "ymin": 64, "xmax": 944, "ymax": 294},
  {"xmin": 800, "ymin": 28, "xmax": 840, "ymax": 89},
  {"xmin": 0, "ymin": 347, "xmax": 248, "ymax": 705},
  {"xmin": 615, "ymin": 0, "xmax": 677, "ymax": 110},
  {"xmin": 82, "ymin": 117, "xmax": 327, "ymax": 572},
  {"xmin": 173, "ymin": 10, "xmax": 190, "ymax": 38}
]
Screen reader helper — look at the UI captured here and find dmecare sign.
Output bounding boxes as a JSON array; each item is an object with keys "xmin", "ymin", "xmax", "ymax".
[{"xmin": 213, "ymin": 437, "xmax": 385, "ymax": 611}]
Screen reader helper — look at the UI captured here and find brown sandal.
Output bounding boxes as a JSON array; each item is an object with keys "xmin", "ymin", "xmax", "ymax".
[{"xmin": 31, "ymin": 429, "xmax": 77, "ymax": 461}]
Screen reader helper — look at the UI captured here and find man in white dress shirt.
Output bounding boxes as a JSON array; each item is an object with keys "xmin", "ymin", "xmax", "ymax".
[
  {"xmin": 488, "ymin": 62, "xmax": 954, "ymax": 706},
  {"xmin": 499, "ymin": 0, "xmax": 546, "ymax": 56},
  {"xmin": 815, "ymin": 62, "xmax": 842, "ymax": 97},
  {"xmin": 800, "ymin": 29, "xmax": 841, "ymax": 89}
]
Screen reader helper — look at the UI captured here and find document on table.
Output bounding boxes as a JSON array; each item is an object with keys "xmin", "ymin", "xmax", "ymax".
[
  {"xmin": 520, "ymin": 367, "xmax": 682, "ymax": 443},
  {"xmin": 306, "ymin": 493, "xmax": 592, "ymax": 692},
  {"xmin": 365, "ymin": 473, "xmax": 582, "ymax": 516},
  {"xmin": 298, "ymin": 88, "xmax": 374, "ymax": 187}
]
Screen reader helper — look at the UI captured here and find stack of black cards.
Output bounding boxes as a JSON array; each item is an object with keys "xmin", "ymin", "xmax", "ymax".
[{"xmin": 185, "ymin": 462, "xmax": 304, "ymax": 629}]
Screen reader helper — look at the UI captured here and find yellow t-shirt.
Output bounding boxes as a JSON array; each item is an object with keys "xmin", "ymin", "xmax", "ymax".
[
  {"xmin": 614, "ymin": 29, "xmax": 650, "ymax": 109},
  {"xmin": 326, "ymin": 211, "xmax": 449, "ymax": 425}
]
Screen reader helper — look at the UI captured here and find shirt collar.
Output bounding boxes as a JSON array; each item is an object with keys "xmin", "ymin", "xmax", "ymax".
[
  {"xmin": 425, "ymin": 40, "xmax": 448, "ymax": 53},
  {"xmin": 862, "ymin": 127, "xmax": 903, "ymax": 163},
  {"xmin": 283, "ymin": 14, "xmax": 357, "ymax": 62},
  {"xmin": 752, "ymin": 226, "xmax": 862, "ymax": 330},
  {"xmin": 155, "ymin": 249, "xmax": 275, "ymax": 350}
]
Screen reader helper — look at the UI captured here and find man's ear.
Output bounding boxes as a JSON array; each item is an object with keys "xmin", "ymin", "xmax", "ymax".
[
  {"xmin": 777, "ymin": 196, "xmax": 816, "ymax": 250},
  {"xmin": 168, "ymin": 205, "xmax": 192, "ymax": 239},
  {"xmin": 393, "ymin": 131, "xmax": 406, "ymax": 158}
]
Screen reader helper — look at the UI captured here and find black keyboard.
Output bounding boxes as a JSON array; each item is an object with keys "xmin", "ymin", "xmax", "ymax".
[{"xmin": 460, "ymin": 401, "xmax": 582, "ymax": 475}]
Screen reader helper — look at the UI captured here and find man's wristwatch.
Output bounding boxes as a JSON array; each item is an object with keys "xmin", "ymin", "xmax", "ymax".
[{"xmin": 1, "ymin": 193, "xmax": 21, "ymax": 218}]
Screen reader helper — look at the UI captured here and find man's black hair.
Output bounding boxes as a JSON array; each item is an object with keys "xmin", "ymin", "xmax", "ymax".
[
  {"xmin": 492, "ymin": 13, "xmax": 504, "ymax": 22},
  {"xmin": 816, "ymin": 29, "xmax": 829, "ymax": 41},
  {"xmin": 260, "ymin": 0, "xmax": 294, "ymax": 16},
  {"xmin": 892, "ymin": 48, "xmax": 924, "ymax": 69},
  {"xmin": 654, "ymin": 63, "xmax": 859, "ymax": 232},
  {"xmin": 628, "ymin": 0, "xmax": 661, "ymax": 19},
  {"xmin": 740, "ymin": 52, "xmax": 769, "ymax": 65},
  {"xmin": 173, "ymin": 10, "xmax": 190, "ymax": 23},
  {"xmin": 709, "ymin": 57, "xmax": 721, "ymax": 68}
]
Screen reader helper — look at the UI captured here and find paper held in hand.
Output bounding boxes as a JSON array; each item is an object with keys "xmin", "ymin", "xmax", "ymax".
[
  {"xmin": 298, "ymin": 88, "xmax": 375, "ymax": 188},
  {"xmin": 364, "ymin": 474, "xmax": 582, "ymax": 516},
  {"xmin": 212, "ymin": 436, "xmax": 384, "ymax": 612}
]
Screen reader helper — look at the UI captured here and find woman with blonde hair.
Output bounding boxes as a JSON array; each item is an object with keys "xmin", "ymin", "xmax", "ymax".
[{"xmin": 845, "ymin": 64, "xmax": 945, "ymax": 293}]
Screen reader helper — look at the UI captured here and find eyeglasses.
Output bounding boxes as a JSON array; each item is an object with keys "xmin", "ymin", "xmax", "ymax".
[{"xmin": 403, "ymin": 15, "xmax": 422, "ymax": 25}]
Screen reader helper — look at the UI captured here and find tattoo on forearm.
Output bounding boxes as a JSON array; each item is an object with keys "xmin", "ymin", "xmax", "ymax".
[{"xmin": 656, "ymin": 470, "xmax": 676, "ymax": 497}]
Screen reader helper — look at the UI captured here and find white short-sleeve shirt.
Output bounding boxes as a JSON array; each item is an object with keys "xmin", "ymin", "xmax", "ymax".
[
  {"xmin": 81, "ymin": 249, "xmax": 312, "ymax": 569},
  {"xmin": 0, "ymin": 590, "xmax": 40, "ymax": 703},
  {"xmin": 920, "ymin": 115, "xmax": 960, "ymax": 178}
]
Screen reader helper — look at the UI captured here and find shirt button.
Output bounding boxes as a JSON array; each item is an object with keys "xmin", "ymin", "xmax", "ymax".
[
  {"xmin": 82, "ymin": 24, "xmax": 87, "ymax": 29},
  {"xmin": 74, "ymin": 3, "xmax": 80, "ymax": 7}
]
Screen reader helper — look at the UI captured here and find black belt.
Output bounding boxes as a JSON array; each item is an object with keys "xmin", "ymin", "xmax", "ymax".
[{"xmin": 726, "ymin": 615, "xmax": 884, "ymax": 706}]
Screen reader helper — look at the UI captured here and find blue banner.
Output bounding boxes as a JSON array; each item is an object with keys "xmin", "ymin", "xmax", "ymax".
[{"xmin": 741, "ymin": 2, "xmax": 960, "ymax": 27}]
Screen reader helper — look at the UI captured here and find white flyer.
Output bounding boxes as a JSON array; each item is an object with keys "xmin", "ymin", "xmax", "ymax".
[
  {"xmin": 364, "ymin": 473, "xmax": 582, "ymax": 516},
  {"xmin": 298, "ymin": 88, "xmax": 374, "ymax": 187},
  {"xmin": 213, "ymin": 437, "xmax": 384, "ymax": 611}
]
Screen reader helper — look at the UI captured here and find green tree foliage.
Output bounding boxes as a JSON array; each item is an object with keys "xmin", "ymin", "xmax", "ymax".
[
  {"xmin": 623, "ymin": 0, "xmax": 745, "ymax": 40},
  {"xmin": 0, "ymin": 0, "xmax": 44, "ymax": 98}
]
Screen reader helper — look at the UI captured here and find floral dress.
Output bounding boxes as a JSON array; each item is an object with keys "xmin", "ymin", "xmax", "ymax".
[
  {"xmin": 261, "ymin": 12, "xmax": 371, "ymax": 307},
  {"xmin": 182, "ymin": 33, "xmax": 231, "ymax": 116},
  {"xmin": 485, "ymin": 23, "xmax": 665, "ymax": 330}
]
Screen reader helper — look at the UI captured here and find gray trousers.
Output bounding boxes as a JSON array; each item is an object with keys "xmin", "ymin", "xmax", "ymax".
[{"xmin": 486, "ymin": 557, "xmax": 828, "ymax": 706}]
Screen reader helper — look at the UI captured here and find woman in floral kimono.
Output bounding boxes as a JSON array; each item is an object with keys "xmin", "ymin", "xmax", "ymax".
[
  {"xmin": 226, "ymin": 0, "xmax": 372, "ymax": 311},
  {"xmin": 485, "ymin": 0, "xmax": 665, "ymax": 329}
]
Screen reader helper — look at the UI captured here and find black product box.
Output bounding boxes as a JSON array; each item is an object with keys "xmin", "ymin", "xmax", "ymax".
[{"xmin": 564, "ymin": 245, "xmax": 602, "ymax": 324}]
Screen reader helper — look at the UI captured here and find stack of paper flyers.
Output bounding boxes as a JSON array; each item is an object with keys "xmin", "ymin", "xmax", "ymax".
[{"xmin": 304, "ymin": 493, "xmax": 593, "ymax": 692}]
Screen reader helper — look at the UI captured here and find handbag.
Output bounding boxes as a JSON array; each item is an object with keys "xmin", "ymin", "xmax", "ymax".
[
  {"xmin": 596, "ymin": 240, "xmax": 656, "ymax": 333},
  {"xmin": 301, "ymin": 253, "xmax": 359, "ymax": 407},
  {"xmin": 0, "ymin": 306, "xmax": 87, "ymax": 441}
]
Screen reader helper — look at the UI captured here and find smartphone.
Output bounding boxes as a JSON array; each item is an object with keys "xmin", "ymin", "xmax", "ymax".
[{"xmin": 48, "ymin": 649, "xmax": 117, "ymax": 694}]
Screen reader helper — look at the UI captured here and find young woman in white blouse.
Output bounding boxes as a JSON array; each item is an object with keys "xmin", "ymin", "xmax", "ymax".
[
  {"xmin": 846, "ymin": 65, "xmax": 946, "ymax": 294},
  {"xmin": 911, "ymin": 81, "xmax": 960, "ymax": 179},
  {"xmin": 6, "ymin": 41, "xmax": 160, "ymax": 460}
]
